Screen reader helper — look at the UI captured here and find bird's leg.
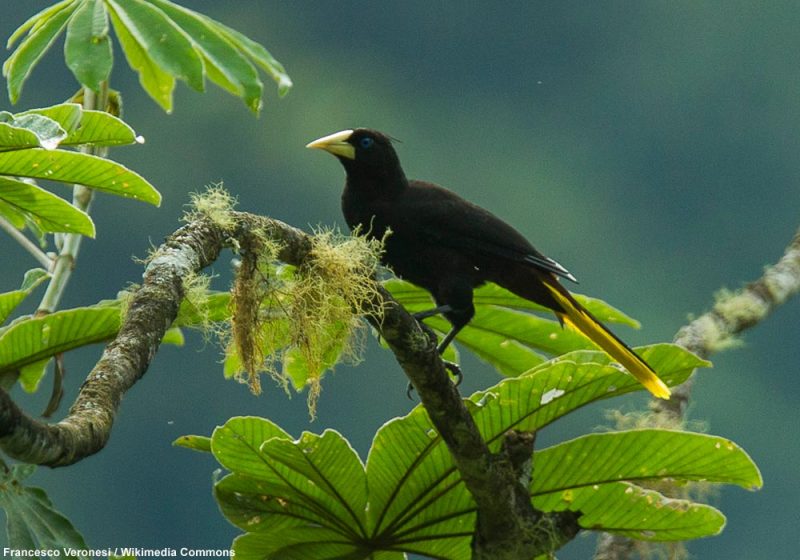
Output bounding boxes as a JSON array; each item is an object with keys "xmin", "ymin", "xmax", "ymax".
[
  {"xmin": 413, "ymin": 304, "xmax": 453, "ymax": 321},
  {"xmin": 442, "ymin": 360, "xmax": 463, "ymax": 386}
]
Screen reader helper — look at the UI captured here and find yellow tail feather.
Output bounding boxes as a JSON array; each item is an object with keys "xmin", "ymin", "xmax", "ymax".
[{"xmin": 544, "ymin": 283, "xmax": 671, "ymax": 400}]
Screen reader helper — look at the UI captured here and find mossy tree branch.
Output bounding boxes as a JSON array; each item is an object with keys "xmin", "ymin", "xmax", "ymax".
[
  {"xmin": 594, "ymin": 225, "xmax": 800, "ymax": 560},
  {"xmin": 0, "ymin": 211, "xmax": 577, "ymax": 558}
]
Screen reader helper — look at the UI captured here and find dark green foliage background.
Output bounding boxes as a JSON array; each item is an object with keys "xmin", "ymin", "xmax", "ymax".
[{"xmin": 2, "ymin": 2, "xmax": 799, "ymax": 557}]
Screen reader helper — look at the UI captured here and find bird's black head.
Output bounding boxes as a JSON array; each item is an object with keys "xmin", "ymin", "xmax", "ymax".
[{"xmin": 307, "ymin": 128, "xmax": 407, "ymax": 193}]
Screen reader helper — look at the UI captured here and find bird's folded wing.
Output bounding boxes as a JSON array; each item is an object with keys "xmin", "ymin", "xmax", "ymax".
[{"xmin": 397, "ymin": 182, "xmax": 577, "ymax": 282}]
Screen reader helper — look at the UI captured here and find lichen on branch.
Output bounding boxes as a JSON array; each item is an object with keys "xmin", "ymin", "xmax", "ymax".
[{"xmin": 188, "ymin": 187, "xmax": 386, "ymax": 416}]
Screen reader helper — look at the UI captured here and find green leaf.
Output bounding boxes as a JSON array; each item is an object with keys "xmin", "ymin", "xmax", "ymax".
[
  {"xmin": 16, "ymin": 103, "xmax": 138, "ymax": 148},
  {"xmin": 0, "ymin": 113, "xmax": 67, "ymax": 151},
  {"xmin": 282, "ymin": 320, "xmax": 350, "ymax": 390},
  {"xmin": 0, "ymin": 464, "xmax": 87, "ymax": 549},
  {"xmin": 208, "ymin": 18, "xmax": 293, "ymax": 97},
  {"xmin": 388, "ymin": 279, "xmax": 639, "ymax": 327},
  {"xmin": 62, "ymin": 109, "xmax": 137, "ymax": 146},
  {"xmin": 231, "ymin": 526, "xmax": 376, "ymax": 560},
  {"xmin": 108, "ymin": 3, "xmax": 175, "ymax": 111},
  {"xmin": 210, "ymin": 416, "xmax": 291, "ymax": 480},
  {"xmin": 106, "ymin": 0, "xmax": 204, "ymax": 92},
  {"xmin": 173, "ymin": 291, "xmax": 231, "ymax": 326},
  {"xmin": 65, "ymin": 0, "xmax": 113, "ymax": 91},
  {"xmin": 0, "ymin": 268, "xmax": 49, "ymax": 324},
  {"xmin": 532, "ymin": 430, "xmax": 763, "ymax": 495},
  {"xmin": 19, "ymin": 358, "xmax": 50, "ymax": 393},
  {"xmin": 3, "ymin": 3, "xmax": 77, "ymax": 104},
  {"xmin": 534, "ymin": 482, "xmax": 726, "ymax": 541},
  {"xmin": 173, "ymin": 434, "xmax": 212, "ymax": 453},
  {"xmin": 6, "ymin": 0, "xmax": 77, "ymax": 49},
  {"xmin": 388, "ymin": 279, "xmax": 643, "ymax": 377},
  {"xmin": 19, "ymin": 103, "xmax": 83, "ymax": 136},
  {"xmin": 0, "ymin": 306, "xmax": 121, "ymax": 377},
  {"xmin": 148, "ymin": 0, "xmax": 264, "ymax": 113},
  {"xmin": 0, "ymin": 176, "xmax": 95, "ymax": 236},
  {"xmin": 360, "ymin": 346, "xmax": 705, "ymax": 555},
  {"xmin": 0, "ymin": 148, "xmax": 161, "ymax": 206},
  {"xmin": 161, "ymin": 326, "xmax": 184, "ymax": 345},
  {"xmin": 258, "ymin": 430, "xmax": 368, "ymax": 535}
]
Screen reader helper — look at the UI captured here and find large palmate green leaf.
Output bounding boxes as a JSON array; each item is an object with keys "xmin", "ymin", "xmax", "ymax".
[
  {"xmin": 386, "ymin": 278, "xmax": 642, "ymax": 376},
  {"xmin": 195, "ymin": 345, "xmax": 756, "ymax": 558},
  {"xmin": 0, "ymin": 464, "xmax": 87, "ymax": 549}
]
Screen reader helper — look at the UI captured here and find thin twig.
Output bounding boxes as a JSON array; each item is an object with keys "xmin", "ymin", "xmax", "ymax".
[
  {"xmin": 0, "ymin": 215, "xmax": 52, "ymax": 269},
  {"xmin": 594, "ymin": 226, "xmax": 800, "ymax": 559}
]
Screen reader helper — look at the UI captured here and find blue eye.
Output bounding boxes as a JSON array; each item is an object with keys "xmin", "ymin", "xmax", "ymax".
[{"xmin": 359, "ymin": 137, "xmax": 374, "ymax": 149}]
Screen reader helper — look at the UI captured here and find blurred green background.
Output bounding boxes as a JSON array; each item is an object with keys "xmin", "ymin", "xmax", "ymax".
[{"xmin": 2, "ymin": 1, "xmax": 800, "ymax": 558}]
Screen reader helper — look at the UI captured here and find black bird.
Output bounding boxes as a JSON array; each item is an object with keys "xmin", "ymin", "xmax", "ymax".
[{"xmin": 307, "ymin": 128, "xmax": 670, "ymax": 399}]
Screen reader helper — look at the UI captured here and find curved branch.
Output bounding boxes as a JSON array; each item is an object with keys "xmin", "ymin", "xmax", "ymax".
[
  {"xmin": 0, "ymin": 218, "xmax": 225, "ymax": 466},
  {"xmin": 595, "ymin": 225, "xmax": 800, "ymax": 559},
  {"xmin": 0, "ymin": 211, "xmax": 577, "ymax": 557}
]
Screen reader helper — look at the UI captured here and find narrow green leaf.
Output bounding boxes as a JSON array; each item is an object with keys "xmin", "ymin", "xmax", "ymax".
[
  {"xmin": 0, "ymin": 199, "xmax": 28, "ymax": 228},
  {"xmin": 6, "ymin": 0, "xmax": 77, "ymax": 49},
  {"xmin": 3, "ymin": 5, "xmax": 77, "ymax": 104},
  {"xmin": 0, "ymin": 306, "xmax": 121, "ymax": 375},
  {"xmin": 206, "ymin": 18, "xmax": 292, "ymax": 96},
  {"xmin": 534, "ymin": 482, "xmax": 726, "ymax": 541},
  {"xmin": 0, "ymin": 148, "xmax": 161, "ymax": 206},
  {"xmin": 0, "ymin": 113, "xmax": 68, "ymax": 151},
  {"xmin": 108, "ymin": 4, "xmax": 175, "ymax": 111},
  {"xmin": 0, "ymin": 268, "xmax": 49, "ymax": 324},
  {"xmin": 0, "ymin": 176, "xmax": 96, "ymax": 236},
  {"xmin": 0, "ymin": 464, "xmax": 87, "ymax": 549},
  {"xmin": 148, "ymin": 0, "xmax": 264, "ymax": 113},
  {"xmin": 106, "ymin": 0, "xmax": 204, "ymax": 92},
  {"xmin": 65, "ymin": 0, "xmax": 113, "ymax": 91},
  {"xmin": 19, "ymin": 357, "xmax": 50, "ymax": 393},
  {"xmin": 0, "ymin": 119, "xmax": 42, "ymax": 151},
  {"xmin": 532, "ymin": 430, "xmax": 763, "ymax": 495},
  {"xmin": 19, "ymin": 103, "xmax": 83, "ymax": 136},
  {"xmin": 173, "ymin": 434, "xmax": 212, "ymax": 453},
  {"xmin": 62, "ymin": 109, "xmax": 138, "ymax": 147}
]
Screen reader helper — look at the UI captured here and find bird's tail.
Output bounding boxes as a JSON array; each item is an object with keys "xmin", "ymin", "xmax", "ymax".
[{"xmin": 543, "ymin": 280, "xmax": 671, "ymax": 400}]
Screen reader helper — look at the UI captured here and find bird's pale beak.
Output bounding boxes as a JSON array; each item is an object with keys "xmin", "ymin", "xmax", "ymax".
[{"xmin": 306, "ymin": 129, "xmax": 356, "ymax": 159}]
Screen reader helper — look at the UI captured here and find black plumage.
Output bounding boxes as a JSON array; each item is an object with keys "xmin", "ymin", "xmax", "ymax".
[{"xmin": 307, "ymin": 128, "xmax": 669, "ymax": 399}]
